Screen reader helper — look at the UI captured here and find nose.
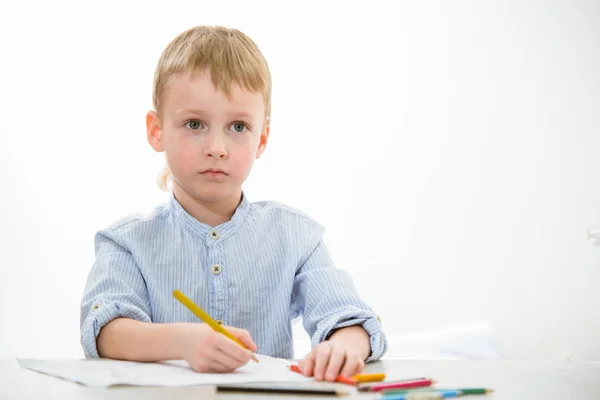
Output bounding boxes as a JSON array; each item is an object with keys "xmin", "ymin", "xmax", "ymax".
[{"xmin": 204, "ymin": 133, "xmax": 227, "ymax": 159}]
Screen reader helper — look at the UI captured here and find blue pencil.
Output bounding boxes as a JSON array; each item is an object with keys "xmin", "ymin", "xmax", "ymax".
[{"xmin": 380, "ymin": 390, "xmax": 462, "ymax": 400}]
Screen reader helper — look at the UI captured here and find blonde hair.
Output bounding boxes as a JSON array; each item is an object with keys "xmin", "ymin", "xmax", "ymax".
[{"xmin": 152, "ymin": 25, "xmax": 272, "ymax": 191}]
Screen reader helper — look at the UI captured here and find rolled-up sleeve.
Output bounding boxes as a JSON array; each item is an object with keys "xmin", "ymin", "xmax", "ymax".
[
  {"xmin": 80, "ymin": 228, "xmax": 152, "ymax": 358},
  {"xmin": 292, "ymin": 237, "xmax": 388, "ymax": 362}
]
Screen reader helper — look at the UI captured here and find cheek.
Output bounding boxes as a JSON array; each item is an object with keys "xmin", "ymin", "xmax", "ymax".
[
  {"xmin": 230, "ymin": 146, "xmax": 257, "ymax": 174},
  {"xmin": 164, "ymin": 135, "xmax": 199, "ymax": 173}
]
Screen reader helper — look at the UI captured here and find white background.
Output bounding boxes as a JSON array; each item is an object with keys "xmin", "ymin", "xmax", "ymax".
[{"xmin": 0, "ymin": 0, "xmax": 599, "ymax": 361}]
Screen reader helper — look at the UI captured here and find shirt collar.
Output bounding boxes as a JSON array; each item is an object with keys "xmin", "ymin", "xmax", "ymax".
[{"xmin": 169, "ymin": 191, "xmax": 251, "ymax": 242}]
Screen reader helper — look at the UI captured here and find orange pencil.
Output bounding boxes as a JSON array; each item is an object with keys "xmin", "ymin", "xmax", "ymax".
[
  {"xmin": 335, "ymin": 375, "xmax": 358, "ymax": 386},
  {"xmin": 289, "ymin": 364, "xmax": 303, "ymax": 374},
  {"xmin": 289, "ymin": 365, "xmax": 358, "ymax": 386}
]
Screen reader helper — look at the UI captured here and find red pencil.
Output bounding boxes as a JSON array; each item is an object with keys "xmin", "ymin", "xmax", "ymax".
[
  {"xmin": 289, "ymin": 364, "xmax": 304, "ymax": 375},
  {"xmin": 360, "ymin": 378, "xmax": 435, "ymax": 392},
  {"xmin": 288, "ymin": 365, "xmax": 358, "ymax": 386}
]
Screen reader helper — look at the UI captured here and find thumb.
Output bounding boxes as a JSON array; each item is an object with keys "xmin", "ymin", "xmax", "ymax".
[{"xmin": 225, "ymin": 326, "xmax": 258, "ymax": 352}]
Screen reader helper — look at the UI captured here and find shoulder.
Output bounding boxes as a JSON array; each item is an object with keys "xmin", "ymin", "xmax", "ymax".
[
  {"xmin": 251, "ymin": 200, "xmax": 316, "ymax": 219},
  {"xmin": 248, "ymin": 199, "xmax": 325, "ymax": 240},
  {"xmin": 94, "ymin": 202, "xmax": 170, "ymax": 247}
]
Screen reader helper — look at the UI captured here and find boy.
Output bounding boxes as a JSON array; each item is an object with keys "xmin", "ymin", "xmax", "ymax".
[{"xmin": 80, "ymin": 25, "xmax": 387, "ymax": 382}]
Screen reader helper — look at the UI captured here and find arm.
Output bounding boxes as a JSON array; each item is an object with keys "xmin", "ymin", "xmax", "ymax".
[
  {"xmin": 82, "ymin": 229, "xmax": 186, "ymax": 361},
  {"xmin": 97, "ymin": 318, "xmax": 184, "ymax": 361},
  {"xmin": 97, "ymin": 319, "xmax": 256, "ymax": 366},
  {"xmin": 81, "ymin": 229, "xmax": 256, "ymax": 370},
  {"xmin": 291, "ymin": 237, "xmax": 387, "ymax": 362},
  {"xmin": 80, "ymin": 229, "xmax": 153, "ymax": 359}
]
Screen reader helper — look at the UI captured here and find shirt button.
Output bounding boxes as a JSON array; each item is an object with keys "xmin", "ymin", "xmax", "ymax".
[
  {"xmin": 376, "ymin": 315, "xmax": 382, "ymax": 324},
  {"xmin": 92, "ymin": 304, "xmax": 101, "ymax": 311},
  {"xmin": 209, "ymin": 230, "xmax": 219, "ymax": 240},
  {"xmin": 212, "ymin": 264, "xmax": 222, "ymax": 275}
]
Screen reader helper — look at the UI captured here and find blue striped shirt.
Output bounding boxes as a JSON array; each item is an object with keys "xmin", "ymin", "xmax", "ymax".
[{"xmin": 80, "ymin": 192, "xmax": 387, "ymax": 361}]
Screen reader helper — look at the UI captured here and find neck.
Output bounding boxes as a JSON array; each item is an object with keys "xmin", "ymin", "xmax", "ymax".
[{"xmin": 172, "ymin": 182, "xmax": 242, "ymax": 227}]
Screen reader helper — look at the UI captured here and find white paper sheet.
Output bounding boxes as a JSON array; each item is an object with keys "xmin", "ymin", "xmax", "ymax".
[{"xmin": 18, "ymin": 354, "xmax": 311, "ymax": 387}]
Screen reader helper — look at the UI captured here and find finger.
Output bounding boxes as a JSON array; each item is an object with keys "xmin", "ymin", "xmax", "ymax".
[
  {"xmin": 215, "ymin": 334, "xmax": 252, "ymax": 365},
  {"xmin": 225, "ymin": 326, "xmax": 258, "ymax": 352},
  {"xmin": 299, "ymin": 352, "xmax": 316, "ymax": 376},
  {"xmin": 341, "ymin": 354, "xmax": 364, "ymax": 377},
  {"xmin": 325, "ymin": 348, "xmax": 346, "ymax": 381},
  {"xmin": 190, "ymin": 355, "xmax": 231, "ymax": 373},
  {"xmin": 213, "ymin": 347, "xmax": 248, "ymax": 371},
  {"xmin": 207, "ymin": 356, "xmax": 235, "ymax": 373},
  {"xmin": 313, "ymin": 344, "xmax": 332, "ymax": 381},
  {"xmin": 189, "ymin": 359, "xmax": 210, "ymax": 373}
]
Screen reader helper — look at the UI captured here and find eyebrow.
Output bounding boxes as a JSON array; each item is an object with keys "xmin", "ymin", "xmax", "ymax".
[{"xmin": 175, "ymin": 108, "xmax": 256, "ymax": 119}]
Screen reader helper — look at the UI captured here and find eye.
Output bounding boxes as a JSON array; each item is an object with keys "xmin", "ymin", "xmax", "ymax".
[
  {"xmin": 229, "ymin": 122, "xmax": 249, "ymax": 133},
  {"xmin": 184, "ymin": 120, "xmax": 204, "ymax": 130}
]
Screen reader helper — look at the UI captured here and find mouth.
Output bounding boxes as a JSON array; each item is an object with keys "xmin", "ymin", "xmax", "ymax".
[{"xmin": 200, "ymin": 169, "xmax": 228, "ymax": 177}]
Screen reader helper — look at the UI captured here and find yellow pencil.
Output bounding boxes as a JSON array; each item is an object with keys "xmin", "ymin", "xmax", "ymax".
[
  {"xmin": 173, "ymin": 289, "xmax": 259, "ymax": 363},
  {"xmin": 352, "ymin": 373, "xmax": 386, "ymax": 383}
]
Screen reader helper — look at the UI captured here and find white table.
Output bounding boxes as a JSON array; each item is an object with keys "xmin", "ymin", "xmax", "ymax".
[{"xmin": 1, "ymin": 358, "xmax": 599, "ymax": 399}]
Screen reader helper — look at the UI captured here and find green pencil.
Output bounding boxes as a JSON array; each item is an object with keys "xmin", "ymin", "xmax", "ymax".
[
  {"xmin": 457, "ymin": 388, "xmax": 494, "ymax": 395},
  {"xmin": 382, "ymin": 388, "xmax": 494, "ymax": 396}
]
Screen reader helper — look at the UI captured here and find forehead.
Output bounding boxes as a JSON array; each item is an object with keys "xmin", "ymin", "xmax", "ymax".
[{"xmin": 162, "ymin": 71, "xmax": 265, "ymax": 116}]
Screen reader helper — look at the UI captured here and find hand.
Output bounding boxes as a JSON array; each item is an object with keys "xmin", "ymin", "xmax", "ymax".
[
  {"xmin": 298, "ymin": 341, "xmax": 365, "ymax": 382},
  {"xmin": 175, "ymin": 323, "xmax": 258, "ymax": 373}
]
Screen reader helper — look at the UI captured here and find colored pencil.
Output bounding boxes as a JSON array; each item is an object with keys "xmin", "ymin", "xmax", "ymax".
[
  {"xmin": 173, "ymin": 289, "xmax": 259, "ymax": 363},
  {"xmin": 383, "ymin": 388, "xmax": 494, "ymax": 396},
  {"xmin": 336, "ymin": 375, "xmax": 359, "ymax": 386},
  {"xmin": 289, "ymin": 364, "xmax": 358, "ymax": 386},
  {"xmin": 352, "ymin": 373, "xmax": 386, "ymax": 382},
  {"xmin": 452, "ymin": 388, "xmax": 493, "ymax": 395},
  {"xmin": 359, "ymin": 378, "xmax": 435, "ymax": 392},
  {"xmin": 380, "ymin": 390, "xmax": 462, "ymax": 400},
  {"xmin": 359, "ymin": 377, "xmax": 428, "ymax": 391}
]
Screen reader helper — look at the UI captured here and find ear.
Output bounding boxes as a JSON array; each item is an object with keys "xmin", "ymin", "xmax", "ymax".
[
  {"xmin": 146, "ymin": 110, "xmax": 164, "ymax": 152},
  {"xmin": 255, "ymin": 121, "xmax": 270, "ymax": 159}
]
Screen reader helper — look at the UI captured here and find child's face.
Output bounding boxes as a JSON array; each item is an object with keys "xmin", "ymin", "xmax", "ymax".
[{"xmin": 147, "ymin": 71, "xmax": 269, "ymax": 203}]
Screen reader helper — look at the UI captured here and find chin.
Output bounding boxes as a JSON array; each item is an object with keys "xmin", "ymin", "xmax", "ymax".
[
  {"xmin": 176, "ymin": 178, "xmax": 240, "ymax": 203},
  {"xmin": 191, "ymin": 186, "xmax": 235, "ymax": 203}
]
